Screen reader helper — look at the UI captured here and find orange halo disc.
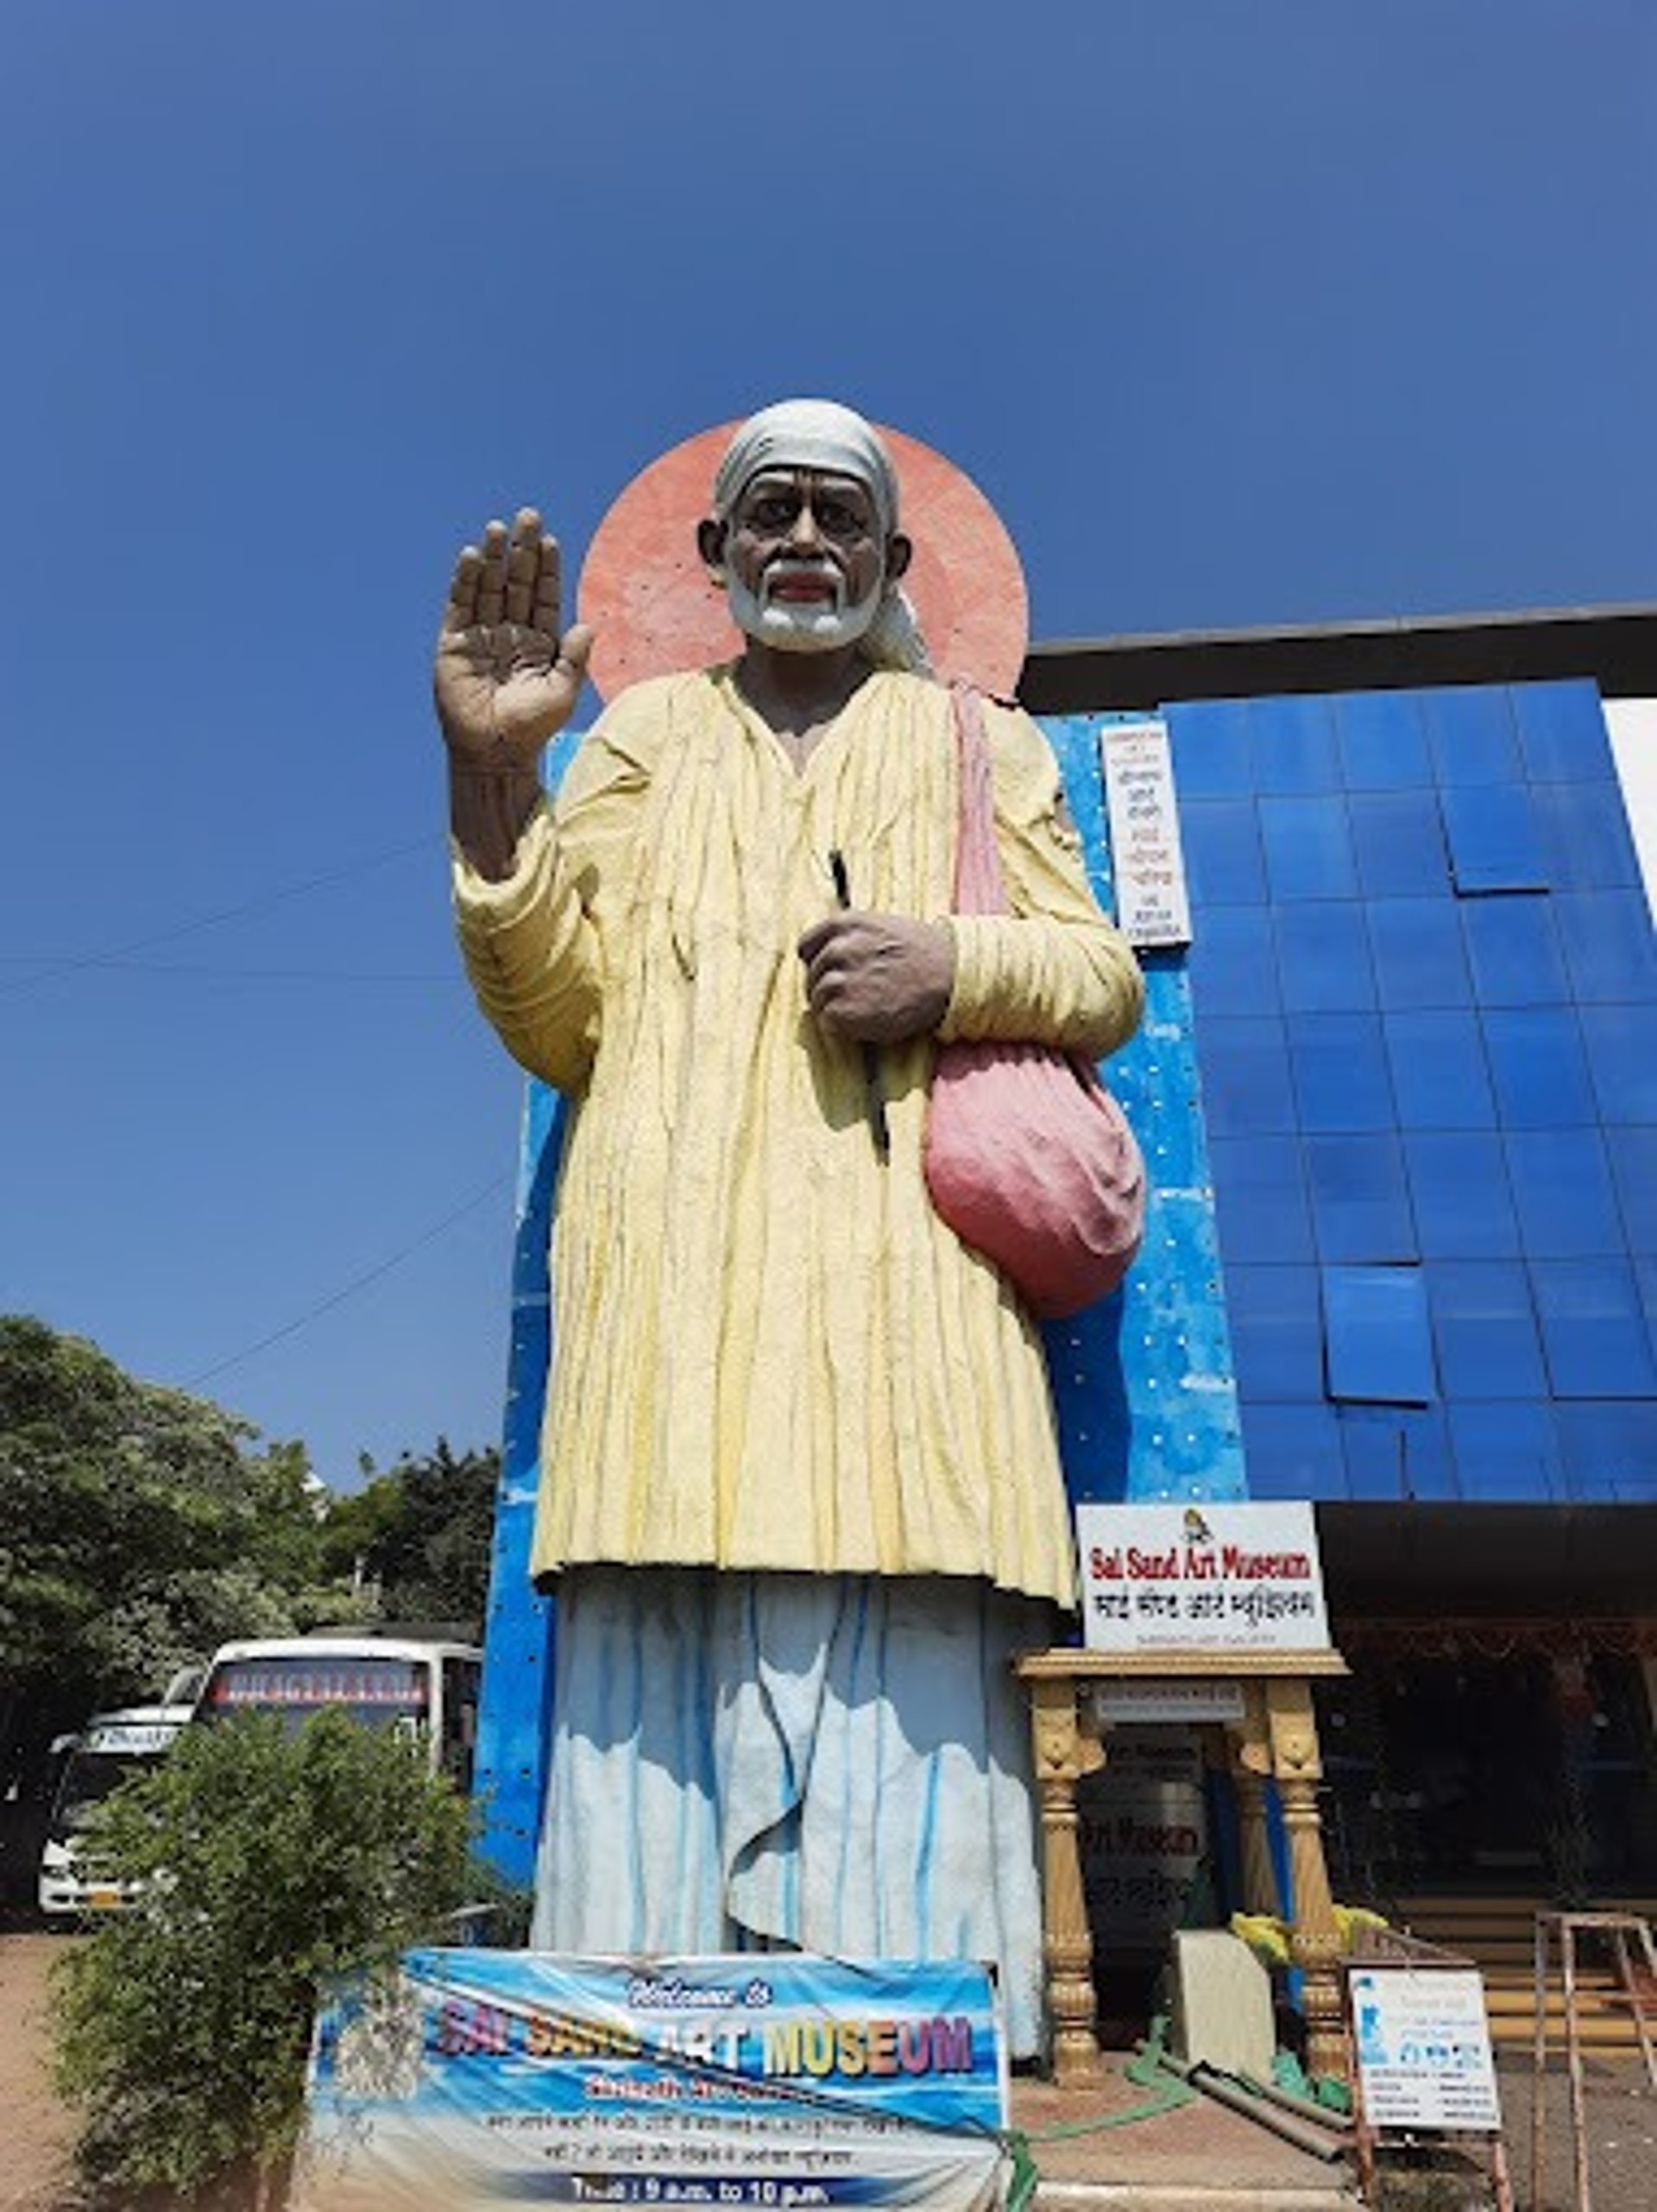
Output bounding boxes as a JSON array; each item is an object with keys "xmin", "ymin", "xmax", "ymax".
[{"xmin": 576, "ymin": 420, "xmax": 1029, "ymax": 704}]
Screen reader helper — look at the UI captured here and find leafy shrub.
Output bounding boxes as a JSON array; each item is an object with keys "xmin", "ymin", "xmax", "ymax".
[{"xmin": 52, "ymin": 1710, "xmax": 477, "ymax": 2201}]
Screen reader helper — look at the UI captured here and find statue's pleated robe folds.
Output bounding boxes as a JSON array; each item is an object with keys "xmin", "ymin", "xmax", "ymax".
[
  {"xmin": 452, "ymin": 667, "xmax": 1143, "ymax": 2052},
  {"xmin": 455, "ymin": 667, "xmax": 1142, "ymax": 1600}
]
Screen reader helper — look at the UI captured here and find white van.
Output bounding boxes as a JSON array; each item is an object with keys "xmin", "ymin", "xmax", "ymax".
[{"xmin": 37, "ymin": 1704, "xmax": 192, "ymax": 1917}]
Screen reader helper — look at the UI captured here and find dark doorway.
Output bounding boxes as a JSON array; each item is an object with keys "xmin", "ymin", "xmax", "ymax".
[{"xmin": 1318, "ymin": 1648, "xmax": 1657, "ymax": 1901}]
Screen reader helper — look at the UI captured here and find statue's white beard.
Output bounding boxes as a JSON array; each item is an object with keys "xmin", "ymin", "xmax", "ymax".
[{"xmin": 725, "ymin": 559, "xmax": 883, "ymax": 655}]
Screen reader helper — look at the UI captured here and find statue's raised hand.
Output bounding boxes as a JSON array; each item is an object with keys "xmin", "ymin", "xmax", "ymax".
[{"xmin": 435, "ymin": 507, "xmax": 593, "ymax": 770}]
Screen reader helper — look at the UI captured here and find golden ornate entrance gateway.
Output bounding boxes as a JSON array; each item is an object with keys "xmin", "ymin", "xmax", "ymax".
[{"xmin": 1015, "ymin": 1646, "xmax": 1351, "ymax": 2084}]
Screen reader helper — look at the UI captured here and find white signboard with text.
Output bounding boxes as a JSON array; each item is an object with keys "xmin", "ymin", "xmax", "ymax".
[
  {"xmin": 1350, "ymin": 1966, "xmax": 1503, "ymax": 2133},
  {"xmin": 1101, "ymin": 719, "xmax": 1192, "ymax": 948},
  {"xmin": 1074, "ymin": 1501, "xmax": 1330, "ymax": 1653},
  {"xmin": 1087, "ymin": 1679, "xmax": 1246, "ymax": 1727}
]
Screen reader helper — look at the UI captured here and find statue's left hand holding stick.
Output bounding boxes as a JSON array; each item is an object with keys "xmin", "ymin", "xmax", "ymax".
[{"xmin": 435, "ymin": 509, "xmax": 593, "ymax": 881}]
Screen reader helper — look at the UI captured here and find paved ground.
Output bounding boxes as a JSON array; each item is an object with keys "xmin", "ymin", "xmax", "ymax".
[
  {"xmin": 1013, "ymin": 2064, "xmax": 1359, "ymax": 2207},
  {"xmin": 3, "ymin": 1924, "xmax": 1655, "ymax": 2209},
  {"xmin": 1491, "ymin": 2045, "xmax": 1657, "ymax": 2212},
  {"xmin": 1011, "ymin": 2043, "xmax": 1657, "ymax": 2209},
  {"xmin": 0, "ymin": 1927, "xmax": 80, "ymax": 2212}
]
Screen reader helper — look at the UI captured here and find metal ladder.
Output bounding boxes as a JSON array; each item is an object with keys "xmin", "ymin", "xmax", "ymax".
[{"xmin": 1529, "ymin": 1910, "xmax": 1657, "ymax": 2212}]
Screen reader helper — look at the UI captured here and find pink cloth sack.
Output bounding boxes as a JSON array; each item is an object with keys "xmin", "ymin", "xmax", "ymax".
[{"xmin": 923, "ymin": 684, "xmax": 1145, "ymax": 1319}]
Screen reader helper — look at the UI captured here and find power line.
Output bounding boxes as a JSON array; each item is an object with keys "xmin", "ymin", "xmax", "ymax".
[
  {"xmin": 1, "ymin": 832, "xmax": 441, "ymax": 996},
  {"xmin": 185, "ymin": 1171, "xmax": 512, "ymax": 1390}
]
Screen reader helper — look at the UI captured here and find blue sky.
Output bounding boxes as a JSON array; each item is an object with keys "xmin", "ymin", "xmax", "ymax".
[{"xmin": 3, "ymin": 2, "xmax": 1654, "ymax": 1490}]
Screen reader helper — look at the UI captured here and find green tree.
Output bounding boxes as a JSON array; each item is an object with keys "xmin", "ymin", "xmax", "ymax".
[
  {"xmin": 322, "ymin": 1439, "xmax": 499, "ymax": 1635},
  {"xmin": 0, "ymin": 1316, "xmax": 360, "ymax": 1802},
  {"xmin": 53, "ymin": 1710, "xmax": 476, "ymax": 2201}
]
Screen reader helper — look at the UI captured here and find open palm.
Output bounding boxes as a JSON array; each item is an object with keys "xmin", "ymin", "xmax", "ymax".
[{"xmin": 434, "ymin": 507, "xmax": 592, "ymax": 770}]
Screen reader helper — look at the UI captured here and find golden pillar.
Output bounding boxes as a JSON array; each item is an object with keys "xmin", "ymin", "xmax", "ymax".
[
  {"xmin": 1228, "ymin": 1736, "xmax": 1282, "ymax": 1919},
  {"xmin": 1021, "ymin": 1670, "xmax": 1106, "ymax": 2083},
  {"xmin": 1265, "ymin": 1675, "xmax": 1346, "ymax": 2083}
]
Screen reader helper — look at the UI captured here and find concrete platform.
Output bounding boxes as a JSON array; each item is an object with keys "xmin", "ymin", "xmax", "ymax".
[{"xmin": 1010, "ymin": 2062, "xmax": 1363, "ymax": 2211}]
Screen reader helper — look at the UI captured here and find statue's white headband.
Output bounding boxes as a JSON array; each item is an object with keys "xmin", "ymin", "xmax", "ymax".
[{"xmin": 711, "ymin": 399, "xmax": 900, "ymax": 539}]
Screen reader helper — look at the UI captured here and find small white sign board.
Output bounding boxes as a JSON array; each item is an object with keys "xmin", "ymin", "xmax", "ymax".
[
  {"xmin": 1075, "ymin": 1500, "xmax": 1330, "ymax": 1654},
  {"xmin": 1101, "ymin": 719, "xmax": 1192, "ymax": 948},
  {"xmin": 1350, "ymin": 1966, "xmax": 1503, "ymax": 2134},
  {"xmin": 1087, "ymin": 1679, "xmax": 1246, "ymax": 1727}
]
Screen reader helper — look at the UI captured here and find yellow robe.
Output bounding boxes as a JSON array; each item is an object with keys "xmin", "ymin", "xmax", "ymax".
[{"xmin": 453, "ymin": 667, "xmax": 1143, "ymax": 1607}]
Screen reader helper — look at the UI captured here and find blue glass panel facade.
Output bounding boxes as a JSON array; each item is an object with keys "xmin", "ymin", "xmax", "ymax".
[
  {"xmin": 1460, "ymin": 895, "xmax": 1568, "ymax": 1006},
  {"xmin": 1276, "ymin": 902, "xmax": 1378, "ymax": 1013},
  {"xmin": 1385, "ymin": 1010, "xmax": 1498, "ymax": 1129},
  {"xmin": 1186, "ymin": 904, "xmax": 1278, "ymax": 1011},
  {"xmin": 1367, "ymin": 898, "xmax": 1472, "ymax": 1009},
  {"xmin": 1557, "ymin": 1402, "xmax": 1657, "ymax": 1503},
  {"xmin": 1291, "ymin": 1013, "xmax": 1396, "ymax": 1131},
  {"xmin": 1533, "ymin": 1258, "xmax": 1657, "ymax": 1397},
  {"xmin": 1305, "ymin": 1133, "xmax": 1415, "ymax": 1262},
  {"xmin": 1534, "ymin": 782, "xmax": 1642, "ymax": 890},
  {"xmin": 1324, "ymin": 1265, "xmax": 1435, "ymax": 1405},
  {"xmin": 1180, "ymin": 797, "xmax": 1268, "ymax": 904},
  {"xmin": 1227, "ymin": 1263, "xmax": 1324, "ymax": 1402},
  {"xmin": 1207, "ymin": 1134, "xmax": 1314, "ymax": 1262},
  {"xmin": 1403, "ymin": 1132, "xmax": 1521, "ymax": 1259},
  {"xmin": 1238, "ymin": 1403, "xmax": 1345, "ymax": 1498},
  {"xmin": 1555, "ymin": 889, "xmax": 1657, "ymax": 1002},
  {"xmin": 1336, "ymin": 691, "xmax": 1431, "ymax": 791},
  {"xmin": 1610, "ymin": 1125, "xmax": 1657, "ymax": 1250},
  {"xmin": 1166, "ymin": 697, "xmax": 1255, "ymax": 796},
  {"xmin": 1506, "ymin": 1128, "xmax": 1623, "ymax": 1257},
  {"xmin": 1581, "ymin": 1005, "xmax": 1657, "ymax": 1122},
  {"xmin": 1349, "ymin": 791, "xmax": 1449, "ymax": 896},
  {"xmin": 1441, "ymin": 784, "xmax": 1547, "ymax": 892},
  {"xmin": 1159, "ymin": 679, "xmax": 1656, "ymax": 1509},
  {"xmin": 1339, "ymin": 1403, "xmax": 1456, "ymax": 1502},
  {"xmin": 1198, "ymin": 1016, "xmax": 1297, "ymax": 1137},
  {"xmin": 1447, "ymin": 1402, "xmax": 1565, "ymax": 1502},
  {"xmin": 1251, "ymin": 695, "xmax": 1339, "ymax": 794},
  {"xmin": 1430, "ymin": 1262, "xmax": 1547, "ymax": 1401},
  {"xmin": 1261, "ymin": 796, "xmax": 1360, "ymax": 902},
  {"xmin": 1511, "ymin": 680, "xmax": 1616, "ymax": 783},
  {"xmin": 1483, "ymin": 1008, "xmax": 1597, "ymax": 1126},
  {"xmin": 1423, "ymin": 686, "xmax": 1522, "ymax": 786}
]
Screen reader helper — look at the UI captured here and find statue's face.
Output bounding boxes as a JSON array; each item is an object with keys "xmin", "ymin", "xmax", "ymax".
[{"xmin": 702, "ymin": 469, "xmax": 908, "ymax": 655}]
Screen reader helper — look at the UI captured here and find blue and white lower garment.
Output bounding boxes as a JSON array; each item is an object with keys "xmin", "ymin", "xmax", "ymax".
[{"xmin": 530, "ymin": 1568, "xmax": 1055, "ymax": 2058}]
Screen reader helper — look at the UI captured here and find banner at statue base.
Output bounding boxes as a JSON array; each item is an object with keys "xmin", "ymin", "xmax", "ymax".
[{"xmin": 293, "ymin": 1950, "xmax": 1006, "ymax": 2212}]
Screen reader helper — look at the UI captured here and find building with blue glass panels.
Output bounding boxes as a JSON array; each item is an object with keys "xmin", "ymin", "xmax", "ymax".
[{"xmin": 1028, "ymin": 611, "xmax": 1657, "ymax": 1903}]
